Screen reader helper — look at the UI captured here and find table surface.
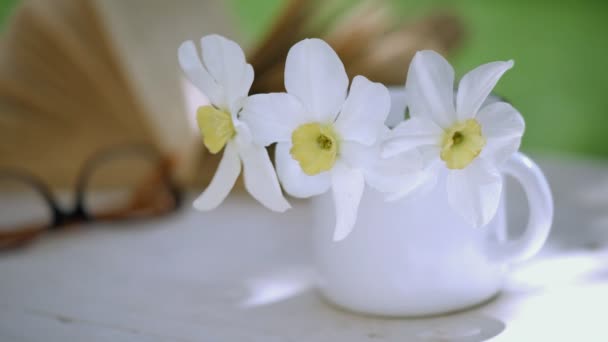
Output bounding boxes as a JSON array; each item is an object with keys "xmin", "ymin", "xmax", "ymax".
[{"xmin": 2, "ymin": 155, "xmax": 608, "ymax": 342}]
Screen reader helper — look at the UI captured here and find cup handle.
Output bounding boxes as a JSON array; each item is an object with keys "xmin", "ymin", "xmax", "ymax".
[{"xmin": 485, "ymin": 152, "xmax": 554, "ymax": 263}]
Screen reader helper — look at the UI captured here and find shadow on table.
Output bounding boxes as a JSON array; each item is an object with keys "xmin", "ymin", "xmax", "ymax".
[{"xmin": 233, "ymin": 265, "xmax": 506, "ymax": 341}]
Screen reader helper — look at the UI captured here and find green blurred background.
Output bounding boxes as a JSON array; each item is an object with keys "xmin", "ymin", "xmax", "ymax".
[
  {"xmin": 2, "ymin": 0, "xmax": 607, "ymax": 157},
  {"xmin": 0, "ymin": 0, "xmax": 16, "ymax": 26}
]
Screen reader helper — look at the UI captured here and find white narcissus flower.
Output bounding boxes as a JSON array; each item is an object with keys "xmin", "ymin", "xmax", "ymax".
[
  {"xmin": 383, "ymin": 50, "xmax": 525, "ymax": 227},
  {"xmin": 240, "ymin": 39, "xmax": 424, "ymax": 241},
  {"xmin": 178, "ymin": 34, "xmax": 290, "ymax": 212}
]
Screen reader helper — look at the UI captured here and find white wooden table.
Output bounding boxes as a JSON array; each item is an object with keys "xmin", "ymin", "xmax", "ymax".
[{"xmin": 1, "ymin": 156, "xmax": 608, "ymax": 341}]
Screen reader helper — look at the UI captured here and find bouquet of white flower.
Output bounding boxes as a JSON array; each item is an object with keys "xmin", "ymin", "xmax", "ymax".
[{"xmin": 178, "ymin": 35, "xmax": 525, "ymax": 242}]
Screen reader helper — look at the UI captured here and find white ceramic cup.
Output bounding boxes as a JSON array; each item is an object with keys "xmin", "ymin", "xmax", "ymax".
[{"xmin": 311, "ymin": 152, "xmax": 553, "ymax": 317}]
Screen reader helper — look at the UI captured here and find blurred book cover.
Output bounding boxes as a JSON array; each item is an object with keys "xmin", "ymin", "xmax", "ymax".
[{"xmin": 0, "ymin": 0, "xmax": 463, "ymax": 190}]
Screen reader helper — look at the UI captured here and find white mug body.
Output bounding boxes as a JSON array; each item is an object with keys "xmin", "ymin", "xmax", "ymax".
[{"xmin": 312, "ymin": 169, "xmax": 510, "ymax": 317}]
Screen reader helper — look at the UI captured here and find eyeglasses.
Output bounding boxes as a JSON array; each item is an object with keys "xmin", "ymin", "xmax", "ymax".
[{"xmin": 0, "ymin": 144, "xmax": 182, "ymax": 250}]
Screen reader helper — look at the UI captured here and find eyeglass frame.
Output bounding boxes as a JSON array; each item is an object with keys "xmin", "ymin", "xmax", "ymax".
[{"xmin": 0, "ymin": 143, "xmax": 183, "ymax": 247}]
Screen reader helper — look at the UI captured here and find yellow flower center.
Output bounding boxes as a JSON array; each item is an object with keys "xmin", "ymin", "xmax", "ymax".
[
  {"xmin": 196, "ymin": 105, "xmax": 236, "ymax": 154},
  {"xmin": 290, "ymin": 123, "xmax": 339, "ymax": 175},
  {"xmin": 440, "ymin": 119, "xmax": 486, "ymax": 169}
]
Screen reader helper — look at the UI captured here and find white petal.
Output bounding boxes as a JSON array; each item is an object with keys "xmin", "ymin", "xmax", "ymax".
[
  {"xmin": 456, "ymin": 60, "xmax": 514, "ymax": 121},
  {"xmin": 193, "ymin": 141, "xmax": 241, "ymax": 210},
  {"xmin": 275, "ymin": 142, "xmax": 331, "ymax": 198},
  {"xmin": 367, "ymin": 149, "xmax": 426, "ymax": 195},
  {"xmin": 385, "ymin": 159, "xmax": 442, "ymax": 202},
  {"xmin": 200, "ymin": 34, "xmax": 254, "ymax": 113},
  {"xmin": 477, "ymin": 101, "xmax": 525, "ymax": 165},
  {"xmin": 331, "ymin": 162, "xmax": 365, "ymax": 241},
  {"xmin": 484, "ymin": 93, "xmax": 504, "ymax": 107},
  {"xmin": 238, "ymin": 142, "xmax": 291, "ymax": 212},
  {"xmin": 239, "ymin": 93, "xmax": 309, "ymax": 146},
  {"xmin": 334, "ymin": 75, "xmax": 391, "ymax": 145},
  {"xmin": 381, "ymin": 117, "xmax": 443, "ymax": 158},
  {"xmin": 178, "ymin": 40, "xmax": 223, "ymax": 107},
  {"xmin": 340, "ymin": 141, "xmax": 424, "ymax": 194},
  {"xmin": 418, "ymin": 145, "xmax": 445, "ymax": 168},
  {"xmin": 339, "ymin": 141, "xmax": 376, "ymax": 170},
  {"xmin": 284, "ymin": 39, "xmax": 348, "ymax": 122},
  {"xmin": 446, "ymin": 158, "xmax": 503, "ymax": 228},
  {"xmin": 405, "ymin": 50, "xmax": 456, "ymax": 128}
]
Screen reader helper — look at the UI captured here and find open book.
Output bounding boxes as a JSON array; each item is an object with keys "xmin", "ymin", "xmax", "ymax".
[{"xmin": 0, "ymin": 0, "xmax": 463, "ymax": 189}]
